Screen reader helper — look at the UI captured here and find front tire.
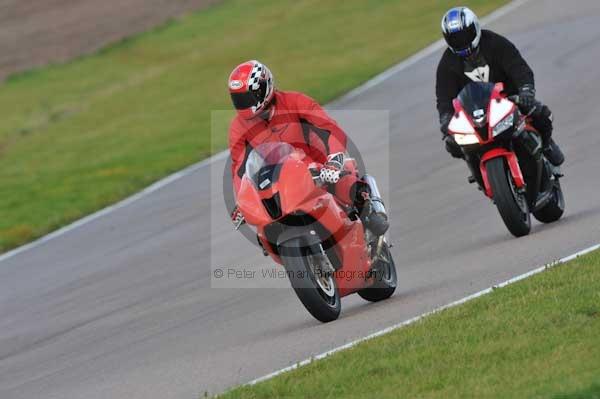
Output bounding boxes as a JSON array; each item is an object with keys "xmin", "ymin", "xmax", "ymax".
[
  {"xmin": 279, "ymin": 238, "xmax": 341, "ymax": 323},
  {"xmin": 486, "ymin": 157, "xmax": 531, "ymax": 237},
  {"xmin": 358, "ymin": 241, "xmax": 397, "ymax": 302},
  {"xmin": 533, "ymin": 179, "xmax": 565, "ymax": 223}
]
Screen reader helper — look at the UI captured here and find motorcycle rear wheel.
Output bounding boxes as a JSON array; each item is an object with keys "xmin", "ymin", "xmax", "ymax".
[
  {"xmin": 487, "ymin": 157, "xmax": 531, "ymax": 237},
  {"xmin": 280, "ymin": 238, "xmax": 341, "ymax": 323},
  {"xmin": 358, "ymin": 240, "xmax": 397, "ymax": 302},
  {"xmin": 533, "ymin": 179, "xmax": 565, "ymax": 223}
]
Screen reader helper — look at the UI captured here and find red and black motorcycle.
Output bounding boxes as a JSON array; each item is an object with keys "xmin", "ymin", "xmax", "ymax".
[
  {"xmin": 448, "ymin": 82, "xmax": 565, "ymax": 237},
  {"xmin": 236, "ymin": 142, "xmax": 396, "ymax": 322}
]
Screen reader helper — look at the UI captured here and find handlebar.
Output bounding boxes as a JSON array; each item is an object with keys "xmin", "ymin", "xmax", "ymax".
[{"xmin": 507, "ymin": 94, "xmax": 537, "ymax": 117}]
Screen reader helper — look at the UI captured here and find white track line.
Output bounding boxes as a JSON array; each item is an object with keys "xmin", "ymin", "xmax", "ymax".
[
  {"xmin": 246, "ymin": 242, "xmax": 600, "ymax": 387},
  {"xmin": 0, "ymin": 0, "xmax": 531, "ymax": 264}
]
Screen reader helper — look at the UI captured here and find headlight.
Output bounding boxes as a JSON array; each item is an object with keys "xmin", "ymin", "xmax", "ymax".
[
  {"xmin": 493, "ymin": 113, "xmax": 515, "ymax": 136},
  {"xmin": 454, "ymin": 133, "xmax": 479, "ymax": 146}
]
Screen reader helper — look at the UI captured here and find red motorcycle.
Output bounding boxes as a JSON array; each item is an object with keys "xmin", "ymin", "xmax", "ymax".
[
  {"xmin": 448, "ymin": 82, "xmax": 565, "ymax": 237},
  {"xmin": 236, "ymin": 142, "xmax": 396, "ymax": 322}
]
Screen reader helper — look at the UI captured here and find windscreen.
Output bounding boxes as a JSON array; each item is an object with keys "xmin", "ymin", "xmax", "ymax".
[
  {"xmin": 457, "ymin": 82, "xmax": 495, "ymax": 122},
  {"xmin": 457, "ymin": 82, "xmax": 495, "ymax": 139},
  {"xmin": 245, "ymin": 142, "xmax": 296, "ymax": 190}
]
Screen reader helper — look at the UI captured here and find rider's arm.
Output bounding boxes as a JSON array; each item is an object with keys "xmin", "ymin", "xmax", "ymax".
[
  {"xmin": 294, "ymin": 93, "xmax": 348, "ymax": 157},
  {"xmin": 491, "ymin": 31, "xmax": 535, "ymax": 89},
  {"xmin": 228, "ymin": 119, "xmax": 249, "ymax": 195},
  {"xmin": 435, "ymin": 51, "xmax": 460, "ymax": 132}
]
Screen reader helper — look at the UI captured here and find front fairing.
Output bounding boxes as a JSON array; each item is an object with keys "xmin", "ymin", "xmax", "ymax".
[
  {"xmin": 238, "ymin": 143, "xmax": 301, "ymax": 226},
  {"xmin": 449, "ymin": 82, "xmax": 517, "ymax": 147},
  {"xmin": 238, "ymin": 143, "xmax": 321, "ymax": 226},
  {"xmin": 237, "ymin": 177, "xmax": 272, "ymax": 226}
]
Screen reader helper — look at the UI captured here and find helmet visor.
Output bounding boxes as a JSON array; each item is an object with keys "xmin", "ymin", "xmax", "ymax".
[
  {"xmin": 231, "ymin": 91, "xmax": 259, "ymax": 110},
  {"xmin": 230, "ymin": 81, "xmax": 268, "ymax": 110},
  {"xmin": 444, "ymin": 23, "xmax": 477, "ymax": 53}
]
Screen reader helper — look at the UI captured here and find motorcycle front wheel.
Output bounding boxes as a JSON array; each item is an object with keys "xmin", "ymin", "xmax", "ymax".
[
  {"xmin": 486, "ymin": 157, "xmax": 531, "ymax": 237},
  {"xmin": 280, "ymin": 238, "xmax": 341, "ymax": 323}
]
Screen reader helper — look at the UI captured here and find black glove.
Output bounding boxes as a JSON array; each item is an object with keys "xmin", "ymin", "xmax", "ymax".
[
  {"xmin": 440, "ymin": 113, "xmax": 453, "ymax": 136},
  {"xmin": 324, "ymin": 152, "xmax": 344, "ymax": 170},
  {"xmin": 444, "ymin": 135, "xmax": 464, "ymax": 159},
  {"xmin": 518, "ymin": 84, "xmax": 536, "ymax": 113}
]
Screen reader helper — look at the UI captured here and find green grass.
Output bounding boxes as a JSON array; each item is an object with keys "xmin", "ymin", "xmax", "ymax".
[
  {"xmin": 0, "ymin": 0, "xmax": 507, "ymax": 252},
  {"xmin": 220, "ymin": 249, "xmax": 600, "ymax": 399}
]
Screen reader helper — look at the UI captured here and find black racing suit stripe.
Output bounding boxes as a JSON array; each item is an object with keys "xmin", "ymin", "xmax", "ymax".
[
  {"xmin": 299, "ymin": 118, "xmax": 331, "ymax": 155},
  {"xmin": 236, "ymin": 140, "xmax": 254, "ymax": 180}
]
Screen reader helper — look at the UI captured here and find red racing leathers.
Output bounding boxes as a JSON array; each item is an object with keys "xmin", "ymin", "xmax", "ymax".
[{"xmin": 229, "ymin": 90, "xmax": 360, "ymax": 206}]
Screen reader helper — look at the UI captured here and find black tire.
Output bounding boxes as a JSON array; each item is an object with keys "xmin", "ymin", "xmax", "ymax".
[
  {"xmin": 487, "ymin": 157, "xmax": 531, "ymax": 237},
  {"xmin": 533, "ymin": 179, "xmax": 565, "ymax": 223},
  {"xmin": 358, "ymin": 241, "xmax": 397, "ymax": 302},
  {"xmin": 279, "ymin": 238, "xmax": 341, "ymax": 323}
]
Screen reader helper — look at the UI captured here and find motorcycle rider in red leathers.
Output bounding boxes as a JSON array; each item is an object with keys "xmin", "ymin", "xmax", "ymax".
[{"xmin": 228, "ymin": 60, "xmax": 388, "ymax": 236}]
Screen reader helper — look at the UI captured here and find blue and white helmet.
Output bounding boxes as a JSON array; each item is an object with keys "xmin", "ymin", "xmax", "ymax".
[{"xmin": 441, "ymin": 7, "xmax": 481, "ymax": 57}]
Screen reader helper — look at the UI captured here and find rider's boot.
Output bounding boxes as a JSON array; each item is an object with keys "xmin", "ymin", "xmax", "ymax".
[
  {"xmin": 369, "ymin": 215, "xmax": 389, "ymax": 237},
  {"xmin": 360, "ymin": 201, "xmax": 389, "ymax": 236},
  {"xmin": 543, "ymin": 138, "xmax": 565, "ymax": 166},
  {"xmin": 534, "ymin": 104, "xmax": 564, "ymax": 166}
]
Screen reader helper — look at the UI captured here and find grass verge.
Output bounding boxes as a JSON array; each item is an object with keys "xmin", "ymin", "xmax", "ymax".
[
  {"xmin": 0, "ymin": 0, "xmax": 507, "ymax": 252},
  {"xmin": 220, "ymin": 249, "xmax": 600, "ymax": 399}
]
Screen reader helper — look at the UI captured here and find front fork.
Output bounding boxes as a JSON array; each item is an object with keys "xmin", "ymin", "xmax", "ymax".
[{"xmin": 479, "ymin": 148, "xmax": 526, "ymax": 199}]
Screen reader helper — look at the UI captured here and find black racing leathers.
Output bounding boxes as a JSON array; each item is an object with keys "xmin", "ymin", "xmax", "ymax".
[
  {"xmin": 436, "ymin": 29, "xmax": 533, "ymax": 119},
  {"xmin": 436, "ymin": 30, "xmax": 555, "ymax": 144}
]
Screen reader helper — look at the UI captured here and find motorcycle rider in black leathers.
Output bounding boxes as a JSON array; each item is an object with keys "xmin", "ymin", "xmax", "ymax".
[{"xmin": 436, "ymin": 7, "xmax": 564, "ymax": 166}]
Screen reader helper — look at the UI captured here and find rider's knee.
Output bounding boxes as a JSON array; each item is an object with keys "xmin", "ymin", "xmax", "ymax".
[
  {"xmin": 539, "ymin": 104, "xmax": 553, "ymax": 121},
  {"xmin": 532, "ymin": 103, "xmax": 554, "ymax": 138}
]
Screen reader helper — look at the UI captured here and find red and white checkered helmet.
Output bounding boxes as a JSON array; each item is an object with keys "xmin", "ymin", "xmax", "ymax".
[{"xmin": 228, "ymin": 60, "xmax": 275, "ymax": 119}]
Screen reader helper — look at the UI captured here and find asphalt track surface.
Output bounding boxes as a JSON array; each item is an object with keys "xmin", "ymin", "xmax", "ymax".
[{"xmin": 2, "ymin": 1, "xmax": 600, "ymax": 398}]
